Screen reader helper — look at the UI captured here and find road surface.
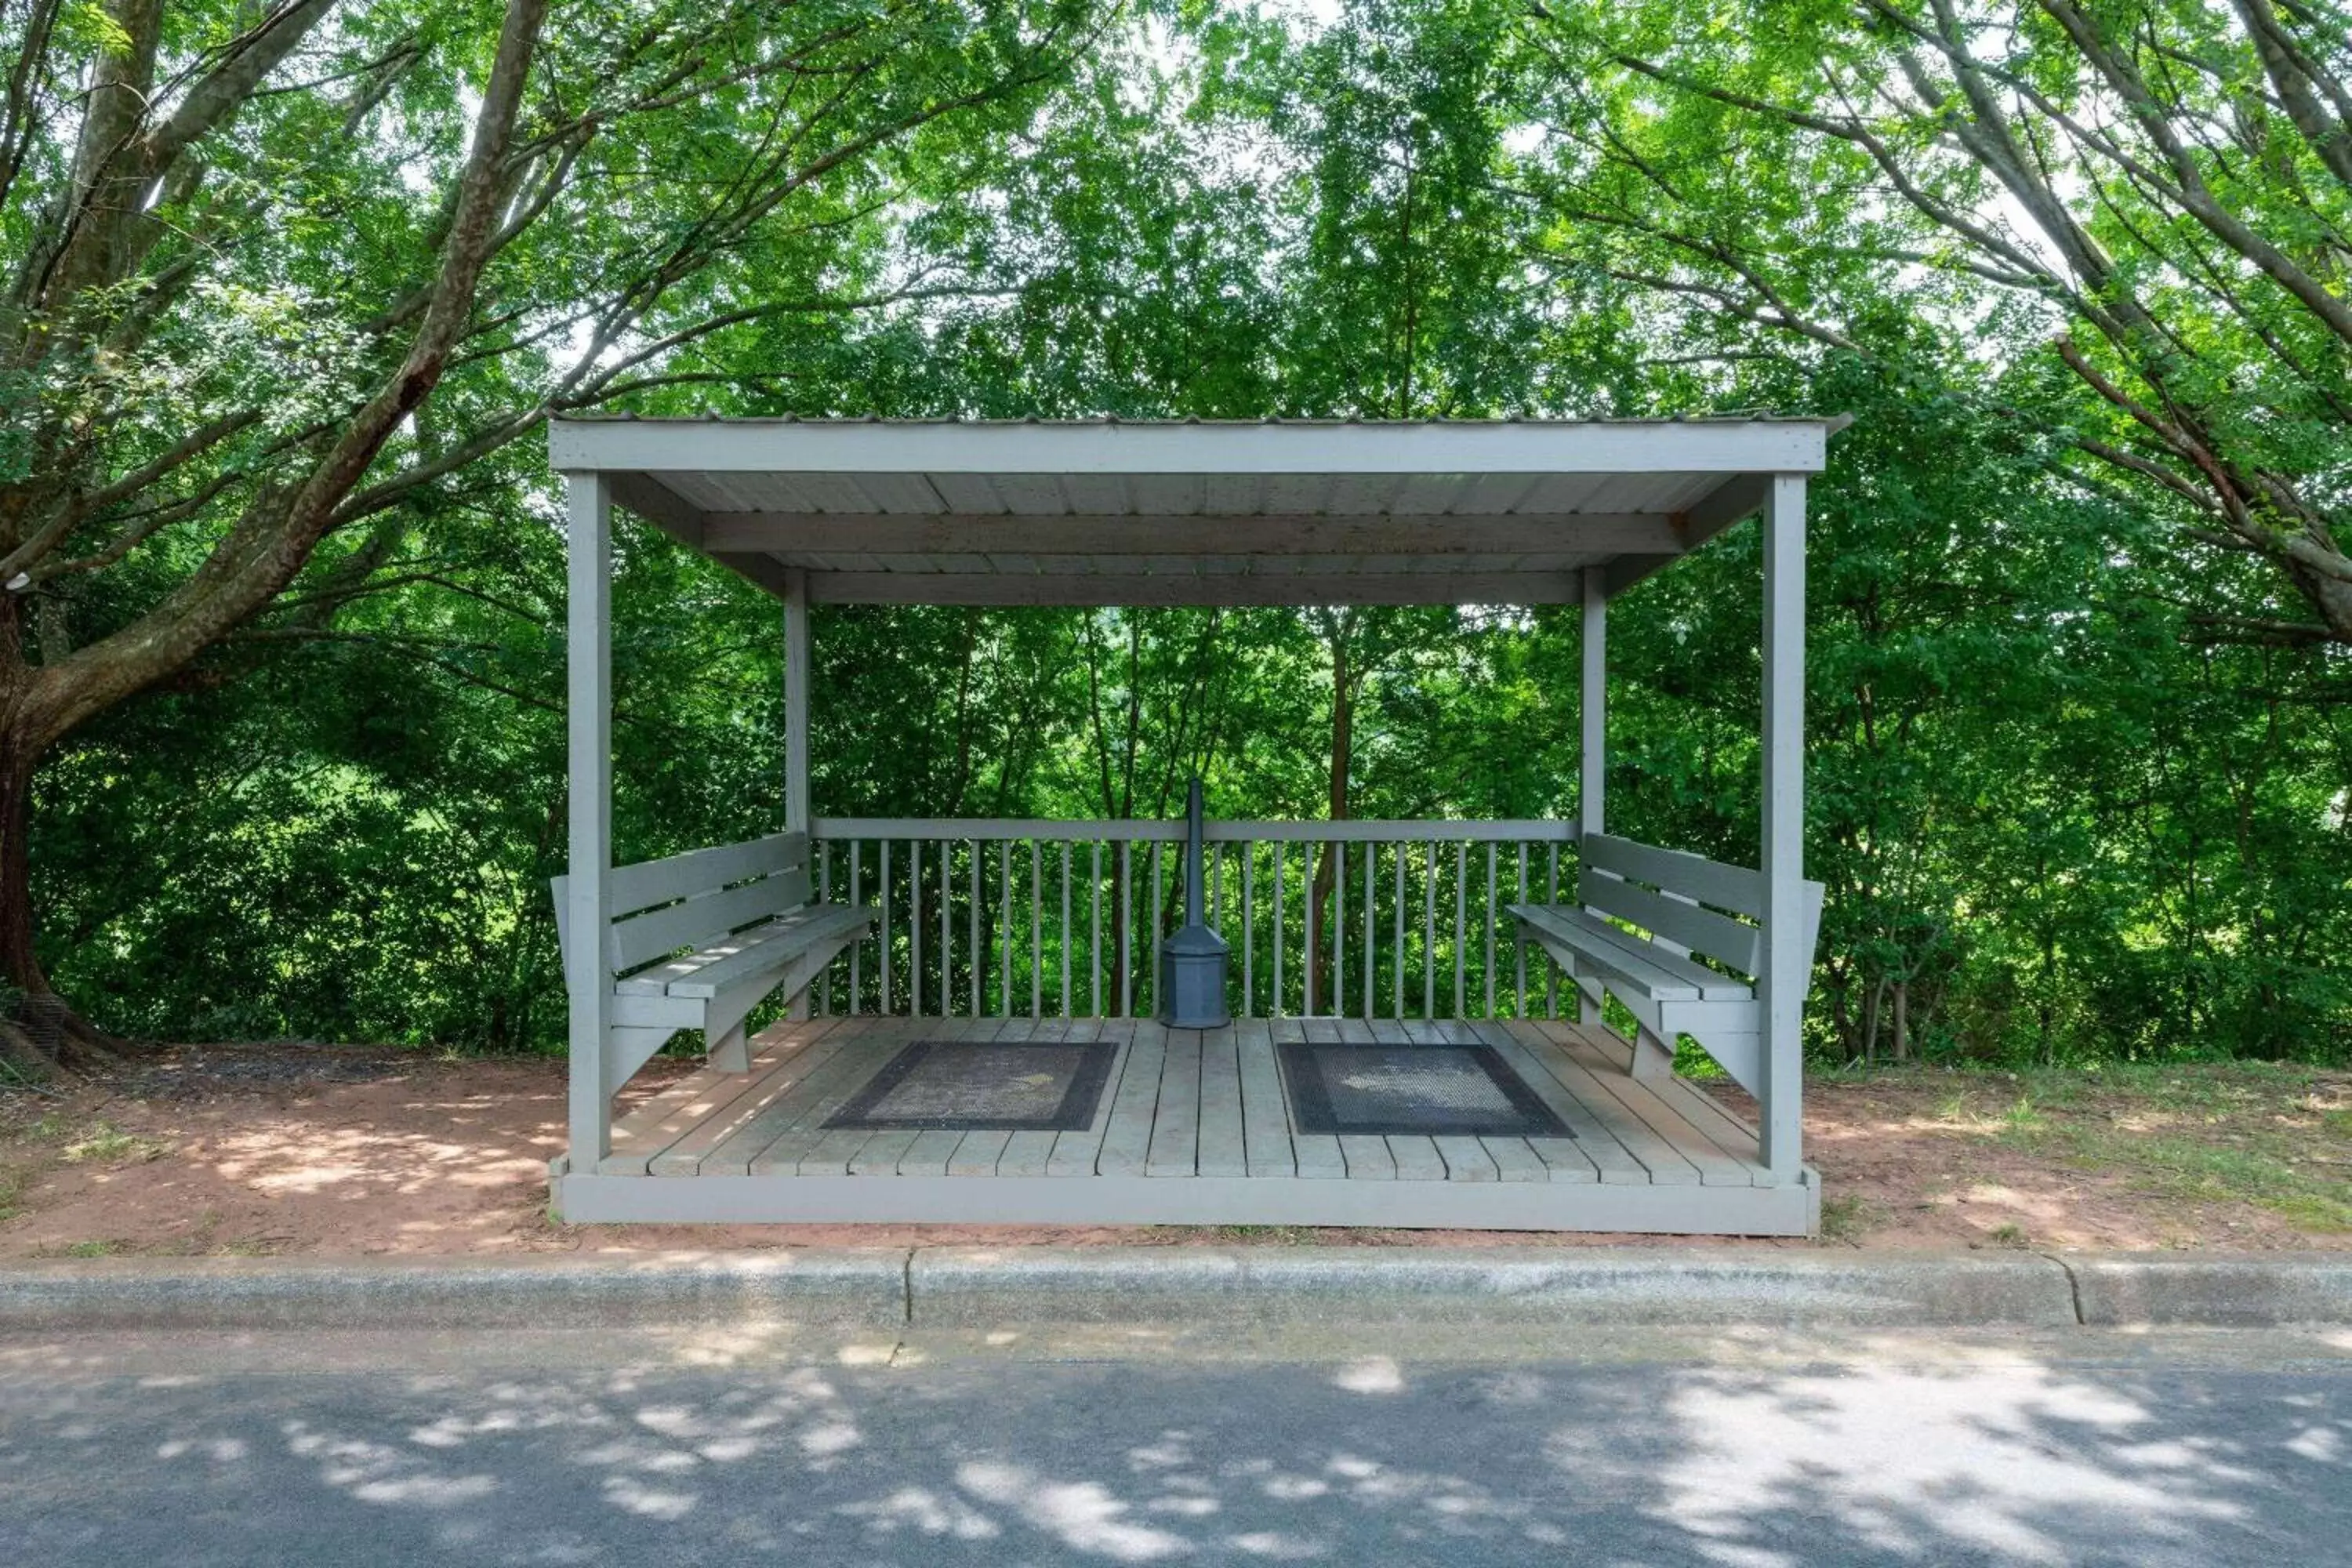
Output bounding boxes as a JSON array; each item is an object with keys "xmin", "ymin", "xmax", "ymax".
[{"xmin": 3, "ymin": 1320, "xmax": 2344, "ymax": 1565}]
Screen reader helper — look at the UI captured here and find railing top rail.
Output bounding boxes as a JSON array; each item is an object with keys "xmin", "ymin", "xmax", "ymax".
[{"xmin": 811, "ymin": 818, "xmax": 1579, "ymax": 843}]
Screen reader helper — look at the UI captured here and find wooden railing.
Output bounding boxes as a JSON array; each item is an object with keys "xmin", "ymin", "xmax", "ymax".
[{"xmin": 807, "ymin": 818, "xmax": 1581, "ymax": 1022}]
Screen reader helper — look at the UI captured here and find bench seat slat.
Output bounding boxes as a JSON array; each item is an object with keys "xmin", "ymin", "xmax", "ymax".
[
  {"xmin": 659, "ymin": 906, "xmax": 873, "ymax": 1000},
  {"xmin": 1506, "ymin": 904, "xmax": 1755, "ymax": 1002}
]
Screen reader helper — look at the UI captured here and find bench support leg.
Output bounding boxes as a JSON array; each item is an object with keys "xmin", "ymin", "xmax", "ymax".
[
  {"xmin": 709, "ymin": 1024, "xmax": 750, "ymax": 1073},
  {"xmin": 1629, "ymin": 1022, "xmax": 1676, "ymax": 1083}
]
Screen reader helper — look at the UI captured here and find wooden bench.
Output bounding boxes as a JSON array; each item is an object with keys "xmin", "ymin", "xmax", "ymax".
[
  {"xmin": 1506, "ymin": 833, "xmax": 1822, "ymax": 1098},
  {"xmin": 553, "ymin": 831, "xmax": 872, "ymax": 1084}
]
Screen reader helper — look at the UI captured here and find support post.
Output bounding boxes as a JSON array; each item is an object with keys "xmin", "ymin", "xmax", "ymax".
[
  {"xmin": 784, "ymin": 567, "xmax": 811, "ymax": 833},
  {"xmin": 783, "ymin": 566, "xmax": 812, "ymax": 1023},
  {"xmin": 564, "ymin": 471, "xmax": 613, "ymax": 1171},
  {"xmin": 1759, "ymin": 474, "xmax": 1807, "ymax": 1183},
  {"xmin": 1577, "ymin": 566, "xmax": 1606, "ymax": 1027}
]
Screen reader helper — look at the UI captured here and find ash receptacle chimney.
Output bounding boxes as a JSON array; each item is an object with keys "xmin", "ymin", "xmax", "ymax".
[{"xmin": 1156, "ymin": 776, "xmax": 1230, "ymax": 1028}]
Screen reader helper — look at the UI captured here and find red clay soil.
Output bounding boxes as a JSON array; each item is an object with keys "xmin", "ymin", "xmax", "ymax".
[{"xmin": 0, "ymin": 1044, "xmax": 2343, "ymax": 1259}]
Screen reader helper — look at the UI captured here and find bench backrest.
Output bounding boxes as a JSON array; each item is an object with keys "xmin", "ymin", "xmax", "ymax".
[
  {"xmin": 1578, "ymin": 833, "xmax": 1823, "ymax": 982},
  {"xmin": 552, "ymin": 831, "xmax": 811, "ymax": 978}
]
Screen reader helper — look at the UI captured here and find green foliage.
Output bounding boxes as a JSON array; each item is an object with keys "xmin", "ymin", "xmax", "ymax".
[{"xmin": 21, "ymin": 1, "xmax": 2352, "ymax": 1066}]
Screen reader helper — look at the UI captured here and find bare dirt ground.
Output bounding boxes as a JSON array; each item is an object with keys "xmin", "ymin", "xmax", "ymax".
[{"xmin": 0, "ymin": 1044, "xmax": 2344, "ymax": 1259}]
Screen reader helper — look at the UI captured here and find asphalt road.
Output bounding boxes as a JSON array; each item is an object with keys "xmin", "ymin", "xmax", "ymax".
[{"xmin": 2, "ymin": 1323, "xmax": 2345, "ymax": 1566}]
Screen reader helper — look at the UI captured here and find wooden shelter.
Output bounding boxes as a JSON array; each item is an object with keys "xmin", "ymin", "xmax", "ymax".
[{"xmin": 546, "ymin": 416, "xmax": 1838, "ymax": 1233}]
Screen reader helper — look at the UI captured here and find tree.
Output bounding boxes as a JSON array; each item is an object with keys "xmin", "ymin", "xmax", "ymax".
[
  {"xmin": 0, "ymin": 0, "xmax": 1094, "ymax": 1065},
  {"xmin": 1519, "ymin": 0, "xmax": 2352, "ymax": 647}
]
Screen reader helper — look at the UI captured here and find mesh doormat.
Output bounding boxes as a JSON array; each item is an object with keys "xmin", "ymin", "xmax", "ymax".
[
  {"xmin": 821, "ymin": 1039, "xmax": 1119, "ymax": 1132},
  {"xmin": 1277, "ymin": 1042, "xmax": 1572, "ymax": 1138}
]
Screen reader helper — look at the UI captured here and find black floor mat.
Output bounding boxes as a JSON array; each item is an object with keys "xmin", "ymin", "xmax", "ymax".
[
  {"xmin": 822, "ymin": 1038, "xmax": 1119, "ymax": 1133},
  {"xmin": 1276, "ymin": 1041, "xmax": 1571, "ymax": 1138}
]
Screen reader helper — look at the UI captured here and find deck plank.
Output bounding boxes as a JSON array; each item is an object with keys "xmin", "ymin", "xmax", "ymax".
[
  {"xmin": 1195, "ymin": 1025, "xmax": 1249, "ymax": 1178},
  {"xmin": 1479, "ymin": 1136, "xmax": 1551, "ymax": 1182},
  {"xmin": 648, "ymin": 1019, "xmax": 858, "ymax": 1176},
  {"xmin": 1235, "ymin": 1018, "xmax": 1296, "ymax": 1178},
  {"xmin": 1047, "ymin": 1018, "xmax": 1139, "ymax": 1176},
  {"xmin": 735, "ymin": 1021, "xmax": 916, "ymax": 1176},
  {"xmin": 1276, "ymin": 1017, "xmax": 1348, "ymax": 1179},
  {"xmin": 1366, "ymin": 1018, "xmax": 1447, "ymax": 1181},
  {"xmin": 1302, "ymin": 1017, "xmax": 1391, "ymax": 1179},
  {"xmin": 1545, "ymin": 1022, "xmax": 1761, "ymax": 1185},
  {"xmin": 880, "ymin": 1020, "xmax": 1007, "ymax": 1175},
  {"xmin": 828, "ymin": 1018, "xmax": 985, "ymax": 1177},
  {"xmin": 1094, "ymin": 1022, "xmax": 1167, "ymax": 1176},
  {"xmin": 1498, "ymin": 1018, "xmax": 1703, "ymax": 1185},
  {"xmin": 1145, "ymin": 1028, "xmax": 1205, "ymax": 1177},
  {"xmin": 605, "ymin": 1019, "xmax": 829, "ymax": 1176},
  {"xmin": 1461, "ymin": 1018, "xmax": 1632, "ymax": 1184},
  {"xmin": 996, "ymin": 1018, "xmax": 1097, "ymax": 1177},
  {"xmin": 951, "ymin": 1018, "xmax": 1065, "ymax": 1178}
]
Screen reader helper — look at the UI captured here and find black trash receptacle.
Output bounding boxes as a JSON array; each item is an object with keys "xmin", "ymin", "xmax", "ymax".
[{"xmin": 1157, "ymin": 777, "xmax": 1230, "ymax": 1029}]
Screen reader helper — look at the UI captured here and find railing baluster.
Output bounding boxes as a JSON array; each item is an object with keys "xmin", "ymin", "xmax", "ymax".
[
  {"xmin": 849, "ymin": 840, "xmax": 863, "ymax": 1015},
  {"xmin": 999, "ymin": 840, "xmax": 1013, "ymax": 1018},
  {"xmin": 1546, "ymin": 840, "xmax": 1561, "ymax": 1018},
  {"xmin": 1425, "ymin": 839, "xmax": 1437, "ymax": 1020},
  {"xmin": 880, "ymin": 838, "xmax": 893, "ymax": 1016},
  {"xmin": 1272, "ymin": 844, "xmax": 1285, "ymax": 1018},
  {"xmin": 1061, "ymin": 841, "xmax": 1073, "ymax": 1018},
  {"xmin": 1091, "ymin": 842, "xmax": 1104, "ymax": 1016},
  {"xmin": 818, "ymin": 843, "xmax": 833, "ymax": 1015},
  {"xmin": 910, "ymin": 840, "xmax": 924, "ymax": 1018},
  {"xmin": 1333, "ymin": 838, "xmax": 1345, "ymax": 1019},
  {"xmin": 939, "ymin": 840, "xmax": 951, "ymax": 1018},
  {"xmin": 1240, "ymin": 840, "xmax": 1254, "ymax": 1018},
  {"xmin": 1515, "ymin": 841, "xmax": 1529, "ymax": 1016},
  {"xmin": 1031, "ymin": 840, "xmax": 1044, "ymax": 1018},
  {"xmin": 1454, "ymin": 842, "xmax": 1467, "ymax": 1019},
  {"xmin": 1118, "ymin": 841, "xmax": 1132, "ymax": 1017},
  {"xmin": 1363, "ymin": 841, "xmax": 1375, "ymax": 1022},
  {"xmin": 1150, "ymin": 840, "xmax": 1164, "ymax": 1015},
  {"xmin": 967, "ymin": 839, "xmax": 981, "ymax": 1017},
  {"xmin": 1484, "ymin": 842, "xmax": 1496, "ymax": 1018},
  {"xmin": 1392, "ymin": 841, "xmax": 1406, "ymax": 1020}
]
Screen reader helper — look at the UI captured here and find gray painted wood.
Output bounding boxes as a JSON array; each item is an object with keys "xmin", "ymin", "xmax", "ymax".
[
  {"xmin": 1500, "ymin": 1019, "xmax": 1707, "ymax": 1187},
  {"xmin": 1046, "ymin": 1018, "xmax": 1138, "ymax": 1176},
  {"xmin": 1145, "ymin": 1028, "xmax": 1205, "ymax": 1177},
  {"xmin": 1095, "ymin": 1022, "xmax": 1167, "ymax": 1177},
  {"xmin": 891, "ymin": 1018, "xmax": 1007, "ymax": 1178},
  {"xmin": 1553, "ymin": 1022, "xmax": 1765, "ymax": 1168},
  {"xmin": 695, "ymin": 1022, "xmax": 887, "ymax": 1175},
  {"xmin": 1467, "ymin": 1018, "xmax": 1641, "ymax": 1185},
  {"xmin": 548, "ymin": 415, "xmax": 1834, "ymax": 483},
  {"xmin": 1367, "ymin": 1019, "xmax": 1446, "ymax": 1181},
  {"xmin": 650, "ymin": 1019, "xmax": 852, "ymax": 1176},
  {"xmin": 705, "ymin": 511, "xmax": 1684, "ymax": 557},
  {"xmin": 1195, "ymin": 1025, "xmax": 1249, "ymax": 1178},
  {"xmin": 751, "ymin": 1020, "xmax": 921, "ymax": 1176},
  {"xmin": 1760, "ymin": 472, "xmax": 1807, "ymax": 1181},
  {"xmin": 1548, "ymin": 1023, "xmax": 1760, "ymax": 1188},
  {"xmin": 557, "ymin": 1166, "xmax": 1817, "ymax": 1233},
  {"xmin": 1275, "ymin": 1017, "xmax": 1348, "ymax": 1179},
  {"xmin": 996, "ymin": 1018, "xmax": 1093, "ymax": 1177},
  {"xmin": 1234, "ymin": 1017, "xmax": 1294, "ymax": 1178},
  {"xmin": 564, "ymin": 472, "xmax": 613, "ymax": 1164}
]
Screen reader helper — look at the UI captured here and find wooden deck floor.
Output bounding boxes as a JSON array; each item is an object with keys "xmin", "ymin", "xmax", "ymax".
[{"xmin": 557, "ymin": 1016, "xmax": 1817, "ymax": 1234}]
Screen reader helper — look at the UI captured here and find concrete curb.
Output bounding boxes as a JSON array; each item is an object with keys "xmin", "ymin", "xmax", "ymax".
[
  {"xmin": 910, "ymin": 1247, "xmax": 2080, "ymax": 1328},
  {"xmin": 2063, "ymin": 1255, "xmax": 2352, "ymax": 1327},
  {"xmin": 0, "ymin": 1253, "xmax": 910, "ymax": 1332},
  {"xmin": 4, "ymin": 1249, "xmax": 2344, "ymax": 1334}
]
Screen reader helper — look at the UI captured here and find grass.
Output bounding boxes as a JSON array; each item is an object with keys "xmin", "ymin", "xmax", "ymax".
[
  {"xmin": 1906, "ymin": 1061, "xmax": 2352, "ymax": 1233},
  {"xmin": 1815, "ymin": 1192, "xmax": 1875, "ymax": 1246},
  {"xmin": 57, "ymin": 1121, "xmax": 169, "ymax": 1166}
]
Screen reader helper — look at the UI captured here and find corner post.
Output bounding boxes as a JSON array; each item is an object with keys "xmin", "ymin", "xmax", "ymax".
[
  {"xmin": 564, "ymin": 471, "xmax": 613, "ymax": 1169},
  {"xmin": 1759, "ymin": 474, "xmax": 1807, "ymax": 1182},
  {"xmin": 1577, "ymin": 566, "xmax": 1607, "ymax": 1027},
  {"xmin": 783, "ymin": 566, "xmax": 813, "ymax": 1021}
]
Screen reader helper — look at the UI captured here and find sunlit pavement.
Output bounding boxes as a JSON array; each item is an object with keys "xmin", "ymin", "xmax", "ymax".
[{"xmin": 3, "ymin": 1323, "xmax": 2346, "ymax": 1566}]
